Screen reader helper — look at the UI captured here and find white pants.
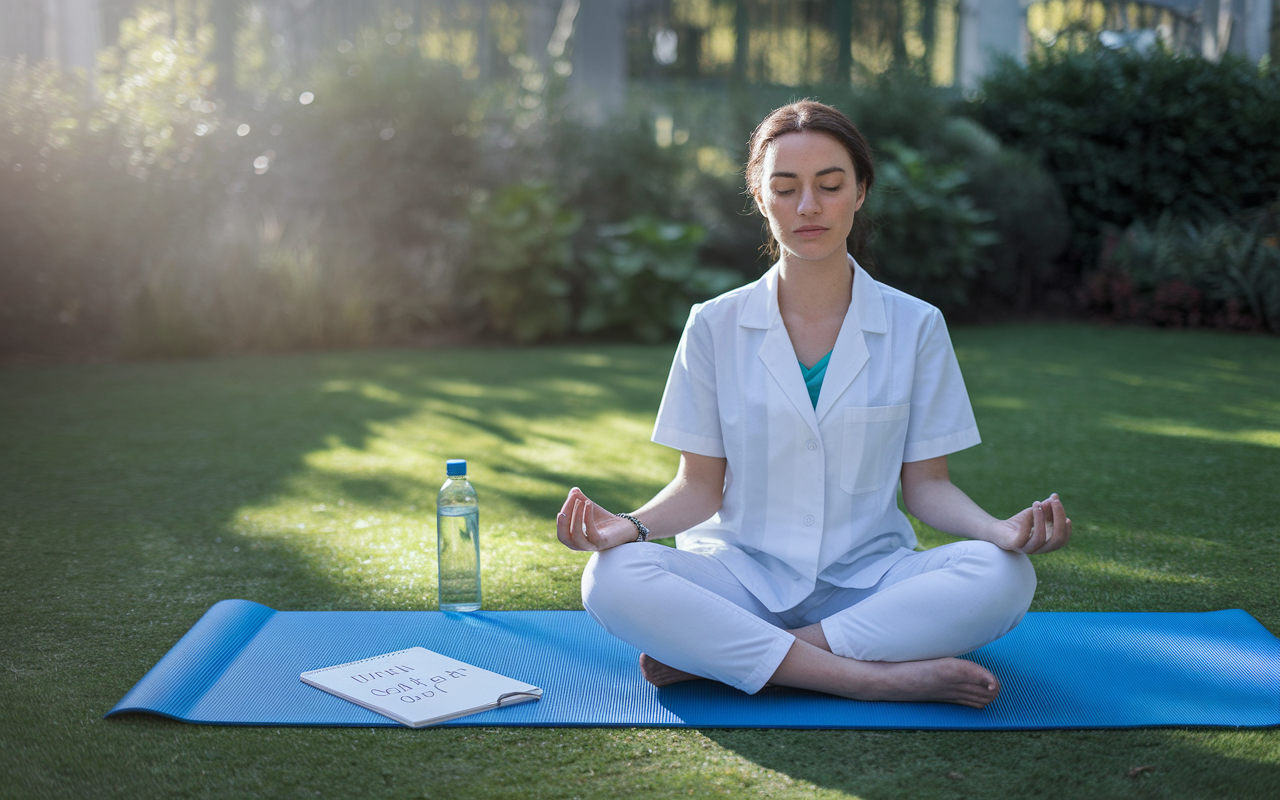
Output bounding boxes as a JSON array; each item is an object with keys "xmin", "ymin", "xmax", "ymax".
[{"xmin": 581, "ymin": 540, "xmax": 1037, "ymax": 694}]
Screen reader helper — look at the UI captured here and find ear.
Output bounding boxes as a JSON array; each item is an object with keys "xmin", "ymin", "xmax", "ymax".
[{"xmin": 853, "ymin": 182, "xmax": 867, "ymax": 213}]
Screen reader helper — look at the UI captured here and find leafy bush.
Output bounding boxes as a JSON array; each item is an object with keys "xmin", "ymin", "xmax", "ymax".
[
  {"xmin": 970, "ymin": 45, "xmax": 1280, "ymax": 259},
  {"xmin": 863, "ymin": 142, "xmax": 999, "ymax": 312},
  {"xmin": 544, "ymin": 113, "xmax": 692, "ymax": 228},
  {"xmin": 0, "ymin": 58, "xmax": 101, "ymax": 355},
  {"xmin": 1089, "ymin": 212, "xmax": 1280, "ymax": 331},
  {"xmin": 579, "ymin": 218, "xmax": 739, "ymax": 343},
  {"xmin": 467, "ymin": 182, "xmax": 581, "ymax": 343},
  {"xmin": 964, "ymin": 146, "xmax": 1071, "ymax": 312},
  {"xmin": 626, "ymin": 73, "xmax": 1071, "ymax": 316},
  {"xmin": 0, "ymin": 9, "xmax": 481, "ymax": 358}
]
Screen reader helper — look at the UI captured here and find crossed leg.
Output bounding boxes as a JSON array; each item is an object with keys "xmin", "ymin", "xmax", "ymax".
[
  {"xmin": 584, "ymin": 540, "xmax": 1034, "ymax": 709},
  {"xmin": 640, "ymin": 624, "xmax": 1000, "ymax": 708}
]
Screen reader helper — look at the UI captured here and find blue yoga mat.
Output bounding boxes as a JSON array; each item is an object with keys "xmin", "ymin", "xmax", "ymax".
[{"xmin": 107, "ymin": 600, "xmax": 1280, "ymax": 729}]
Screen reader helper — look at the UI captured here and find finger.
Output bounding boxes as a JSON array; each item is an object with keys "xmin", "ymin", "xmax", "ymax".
[
  {"xmin": 559, "ymin": 501, "xmax": 579, "ymax": 550},
  {"xmin": 558, "ymin": 487, "xmax": 583, "ymax": 519},
  {"xmin": 1045, "ymin": 497, "xmax": 1067, "ymax": 552},
  {"xmin": 1009, "ymin": 507, "xmax": 1033, "ymax": 551},
  {"xmin": 581, "ymin": 500, "xmax": 600, "ymax": 546},
  {"xmin": 568, "ymin": 497, "xmax": 591, "ymax": 551},
  {"xmin": 556, "ymin": 510, "xmax": 572, "ymax": 548},
  {"xmin": 1026, "ymin": 501, "xmax": 1047, "ymax": 553}
]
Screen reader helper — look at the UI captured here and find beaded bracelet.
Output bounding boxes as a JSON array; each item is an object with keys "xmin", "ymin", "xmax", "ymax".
[{"xmin": 615, "ymin": 513, "xmax": 649, "ymax": 542}]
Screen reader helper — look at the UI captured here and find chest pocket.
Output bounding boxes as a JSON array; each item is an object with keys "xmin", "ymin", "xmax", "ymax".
[{"xmin": 840, "ymin": 404, "xmax": 910, "ymax": 495}]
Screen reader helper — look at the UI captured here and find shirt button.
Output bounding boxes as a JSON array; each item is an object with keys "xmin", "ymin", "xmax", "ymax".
[
  {"xmin": 806, "ymin": 440, "xmax": 818, "ymax": 451},
  {"xmin": 803, "ymin": 515, "xmax": 815, "ymax": 526}
]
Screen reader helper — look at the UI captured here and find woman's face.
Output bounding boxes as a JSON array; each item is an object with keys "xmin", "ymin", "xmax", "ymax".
[{"xmin": 755, "ymin": 131, "xmax": 864, "ymax": 264}]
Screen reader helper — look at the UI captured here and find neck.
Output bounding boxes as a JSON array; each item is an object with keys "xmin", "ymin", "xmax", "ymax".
[{"xmin": 777, "ymin": 250, "xmax": 854, "ymax": 321}]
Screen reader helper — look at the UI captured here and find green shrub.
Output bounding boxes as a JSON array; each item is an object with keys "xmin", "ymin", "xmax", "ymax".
[
  {"xmin": 863, "ymin": 142, "xmax": 1000, "ymax": 312},
  {"xmin": 624, "ymin": 73, "xmax": 1071, "ymax": 314},
  {"xmin": 965, "ymin": 147, "xmax": 1071, "ymax": 312},
  {"xmin": 263, "ymin": 42, "xmax": 477, "ymax": 246},
  {"xmin": 0, "ymin": 58, "xmax": 99, "ymax": 355},
  {"xmin": 1090, "ymin": 212, "xmax": 1280, "ymax": 331},
  {"xmin": 1, "ymin": 8, "xmax": 481, "ymax": 357},
  {"xmin": 544, "ymin": 113, "xmax": 692, "ymax": 227},
  {"xmin": 578, "ymin": 218, "xmax": 739, "ymax": 343},
  {"xmin": 970, "ymin": 45, "xmax": 1280, "ymax": 259},
  {"xmin": 467, "ymin": 182, "xmax": 581, "ymax": 343}
]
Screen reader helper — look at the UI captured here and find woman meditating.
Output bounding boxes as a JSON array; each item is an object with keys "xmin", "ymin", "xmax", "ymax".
[{"xmin": 556, "ymin": 100, "xmax": 1071, "ymax": 709}]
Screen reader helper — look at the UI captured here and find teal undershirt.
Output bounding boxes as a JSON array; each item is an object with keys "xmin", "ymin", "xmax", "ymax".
[{"xmin": 798, "ymin": 350, "xmax": 833, "ymax": 408}]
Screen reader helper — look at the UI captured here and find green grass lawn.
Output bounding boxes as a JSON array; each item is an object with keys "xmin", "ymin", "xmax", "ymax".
[{"xmin": 2, "ymin": 323, "xmax": 1278, "ymax": 799}]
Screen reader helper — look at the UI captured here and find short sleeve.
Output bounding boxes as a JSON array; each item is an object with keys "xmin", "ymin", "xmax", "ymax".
[
  {"xmin": 651, "ymin": 304, "xmax": 726, "ymax": 458},
  {"xmin": 901, "ymin": 309, "xmax": 981, "ymax": 463}
]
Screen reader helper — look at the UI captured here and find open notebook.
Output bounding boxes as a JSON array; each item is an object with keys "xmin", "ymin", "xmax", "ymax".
[{"xmin": 301, "ymin": 646, "xmax": 541, "ymax": 728}]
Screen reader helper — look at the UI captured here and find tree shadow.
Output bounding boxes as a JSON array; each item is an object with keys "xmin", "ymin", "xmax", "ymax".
[
  {"xmin": 0, "ymin": 343, "xmax": 675, "ymax": 611},
  {"xmin": 701, "ymin": 726, "xmax": 1280, "ymax": 798},
  {"xmin": 943, "ymin": 324, "xmax": 1280, "ymax": 626},
  {"xmin": 5, "ymin": 327, "xmax": 1280, "ymax": 795}
]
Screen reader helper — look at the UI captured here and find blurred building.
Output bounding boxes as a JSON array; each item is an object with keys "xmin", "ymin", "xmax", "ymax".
[{"xmin": 1, "ymin": 0, "xmax": 1273, "ymax": 95}]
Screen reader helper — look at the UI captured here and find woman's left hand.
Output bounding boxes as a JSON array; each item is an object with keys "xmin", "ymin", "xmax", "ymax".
[{"xmin": 987, "ymin": 493, "xmax": 1072, "ymax": 555}]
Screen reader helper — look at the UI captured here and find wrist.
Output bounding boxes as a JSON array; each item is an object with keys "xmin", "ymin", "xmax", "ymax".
[
  {"xmin": 615, "ymin": 513, "xmax": 649, "ymax": 542},
  {"xmin": 968, "ymin": 518, "xmax": 1003, "ymax": 546}
]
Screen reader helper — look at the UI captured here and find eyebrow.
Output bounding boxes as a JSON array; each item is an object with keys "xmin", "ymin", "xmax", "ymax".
[{"xmin": 770, "ymin": 167, "xmax": 847, "ymax": 179}]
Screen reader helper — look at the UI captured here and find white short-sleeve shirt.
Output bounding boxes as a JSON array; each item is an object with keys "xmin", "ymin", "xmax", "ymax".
[{"xmin": 652, "ymin": 255, "xmax": 981, "ymax": 612}]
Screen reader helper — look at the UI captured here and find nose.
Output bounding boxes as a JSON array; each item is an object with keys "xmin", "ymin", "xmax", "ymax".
[{"xmin": 797, "ymin": 185, "xmax": 821, "ymax": 216}]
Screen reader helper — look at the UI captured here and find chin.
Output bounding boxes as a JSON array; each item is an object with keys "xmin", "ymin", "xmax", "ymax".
[{"xmin": 782, "ymin": 242, "xmax": 843, "ymax": 262}]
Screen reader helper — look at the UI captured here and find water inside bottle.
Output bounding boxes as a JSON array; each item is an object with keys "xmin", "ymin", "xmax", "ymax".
[{"xmin": 437, "ymin": 505, "xmax": 481, "ymax": 611}]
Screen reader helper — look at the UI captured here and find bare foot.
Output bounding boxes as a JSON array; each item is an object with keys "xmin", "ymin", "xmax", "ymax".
[
  {"xmin": 772, "ymin": 641, "xmax": 1001, "ymax": 709},
  {"xmin": 850, "ymin": 657, "xmax": 1001, "ymax": 708},
  {"xmin": 642, "ymin": 644, "xmax": 1000, "ymax": 709},
  {"xmin": 639, "ymin": 653, "xmax": 700, "ymax": 687}
]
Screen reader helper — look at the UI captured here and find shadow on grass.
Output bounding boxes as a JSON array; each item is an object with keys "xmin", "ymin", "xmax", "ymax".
[
  {"xmin": 0, "ymin": 344, "xmax": 672, "ymax": 611},
  {"xmin": 944, "ymin": 325, "xmax": 1280, "ymax": 628},
  {"xmin": 4, "ymin": 326, "xmax": 1280, "ymax": 796},
  {"xmin": 702, "ymin": 727, "xmax": 1280, "ymax": 798}
]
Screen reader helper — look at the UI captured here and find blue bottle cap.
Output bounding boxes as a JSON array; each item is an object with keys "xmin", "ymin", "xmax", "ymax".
[{"xmin": 446, "ymin": 459, "xmax": 467, "ymax": 476}]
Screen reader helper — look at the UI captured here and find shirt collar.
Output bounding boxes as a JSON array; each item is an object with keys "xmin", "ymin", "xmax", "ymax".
[{"xmin": 738, "ymin": 254, "xmax": 887, "ymax": 333}]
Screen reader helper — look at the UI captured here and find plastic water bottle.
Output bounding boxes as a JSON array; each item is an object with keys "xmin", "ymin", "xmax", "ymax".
[{"xmin": 437, "ymin": 459, "xmax": 481, "ymax": 611}]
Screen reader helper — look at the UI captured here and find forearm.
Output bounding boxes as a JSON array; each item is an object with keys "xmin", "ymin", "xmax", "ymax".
[
  {"xmin": 629, "ymin": 453, "xmax": 726, "ymax": 540},
  {"xmin": 899, "ymin": 456, "xmax": 1073, "ymax": 555},
  {"xmin": 901, "ymin": 476, "xmax": 999, "ymax": 542}
]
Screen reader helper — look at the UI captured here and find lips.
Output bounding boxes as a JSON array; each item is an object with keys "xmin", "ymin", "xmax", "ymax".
[{"xmin": 794, "ymin": 225, "xmax": 828, "ymax": 237}]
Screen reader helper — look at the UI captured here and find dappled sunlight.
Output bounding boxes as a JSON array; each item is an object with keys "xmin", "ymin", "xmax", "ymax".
[
  {"xmin": 422, "ymin": 382, "xmax": 537, "ymax": 403},
  {"xmin": 321, "ymin": 379, "xmax": 411, "ymax": 405},
  {"xmin": 1064, "ymin": 554, "xmax": 1216, "ymax": 587},
  {"xmin": 428, "ymin": 380, "xmax": 490, "ymax": 399},
  {"xmin": 534, "ymin": 378, "xmax": 609, "ymax": 398},
  {"xmin": 1190, "ymin": 356, "xmax": 1245, "ymax": 371},
  {"xmin": 1204, "ymin": 370, "xmax": 1261, "ymax": 387},
  {"xmin": 1102, "ymin": 369, "xmax": 1202, "ymax": 393},
  {"xmin": 973, "ymin": 395, "xmax": 1028, "ymax": 410},
  {"xmin": 1219, "ymin": 402, "xmax": 1280, "ymax": 425},
  {"xmin": 564, "ymin": 353, "xmax": 612, "ymax": 368},
  {"xmin": 1171, "ymin": 730, "xmax": 1280, "ymax": 768},
  {"xmin": 1106, "ymin": 414, "xmax": 1280, "ymax": 449},
  {"xmin": 1039, "ymin": 362, "xmax": 1082, "ymax": 377},
  {"xmin": 218, "ymin": 348, "xmax": 679, "ymax": 610}
]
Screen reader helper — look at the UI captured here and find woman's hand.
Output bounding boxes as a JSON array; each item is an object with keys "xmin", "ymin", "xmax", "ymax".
[
  {"xmin": 986, "ymin": 493, "xmax": 1072, "ymax": 555},
  {"xmin": 556, "ymin": 487, "xmax": 642, "ymax": 552}
]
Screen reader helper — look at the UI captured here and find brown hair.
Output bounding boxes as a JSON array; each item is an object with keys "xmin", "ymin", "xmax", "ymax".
[{"xmin": 745, "ymin": 100, "xmax": 876, "ymax": 261}]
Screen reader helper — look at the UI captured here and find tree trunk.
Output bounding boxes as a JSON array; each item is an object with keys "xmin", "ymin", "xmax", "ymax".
[
  {"xmin": 833, "ymin": 0, "xmax": 853, "ymax": 82},
  {"xmin": 733, "ymin": 0, "xmax": 749, "ymax": 84},
  {"xmin": 210, "ymin": 0, "xmax": 239, "ymax": 106},
  {"xmin": 568, "ymin": 0, "xmax": 625, "ymax": 123}
]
